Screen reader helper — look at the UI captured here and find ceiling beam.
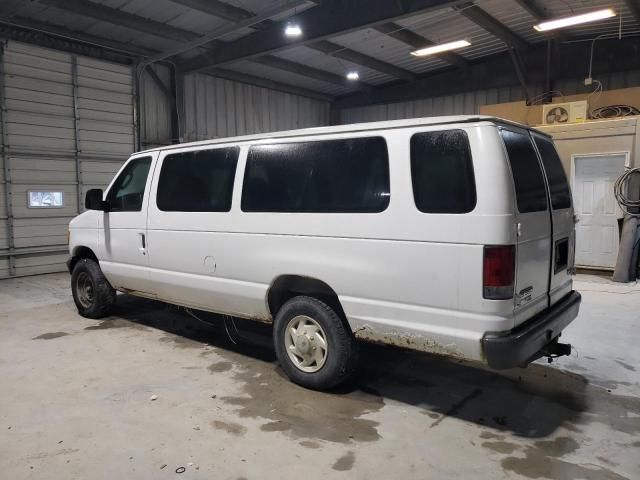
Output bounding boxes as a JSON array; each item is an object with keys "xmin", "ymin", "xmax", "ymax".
[
  {"xmin": 307, "ymin": 40, "xmax": 416, "ymax": 81},
  {"xmin": 455, "ymin": 2, "xmax": 529, "ymax": 50},
  {"xmin": 334, "ymin": 36, "xmax": 640, "ymax": 109},
  {"xmin": 167, "ymin": 0, "xmax": 309, "ymax": 29},
  {"xmin": 145, "ymin": 2, "xmax": 309, "ymax": 64},
  {"xmin": 0, "ymin": 16, "xmax": 155, "ymax": 61},
  {"xmin": 625, "ymin": 0, "xmax": 640, "ymax": 24},
  {"xmin": 199, "ymin": 67, "xmax": 335, "ymax": 102},
  {"xmin": 252, "ymin": 55, "xmax": 373, "ymax": 91},
  {"xmin": 170, "ymin": 0, "xmax": 415, "ymax": 81},
  {"xmin": 169, "ymin": 0, "xmax": 254, "ymax": 22},
  {"xmin": 38, "ymin": 0, "xmax": 200, "ymax": 42},
  {"xmin": 180, "ymin": 0, "xmax": 465, "ymax": 72},
  {"xmin": 512, "ymin": 0, "xmax": 548, "ymax": 20},
  {"xmin": 374, "ymin": 22, "xmax": 469, "ymax": 69}
]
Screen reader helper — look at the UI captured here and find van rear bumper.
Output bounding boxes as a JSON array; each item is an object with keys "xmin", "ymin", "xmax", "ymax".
[{"xmin": 482, "ymin": 291, "xmax": 581, "ymax": 369}]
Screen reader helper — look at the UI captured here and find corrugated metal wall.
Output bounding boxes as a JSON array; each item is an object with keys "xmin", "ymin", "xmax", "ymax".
[
  {"xmin": 140, "ymin": 64, "xmax": 172, "ymax": 148},
  {"xmin": 183, "ymin": 73, "xmax": 330, "ymax": 141},
  {"xmin": 0, "ymin": 40, "xmax": 135, "ymax": 278},
  {"xmin": 339, "ymin": 70, "xmax": 640, "ymax": 124}
]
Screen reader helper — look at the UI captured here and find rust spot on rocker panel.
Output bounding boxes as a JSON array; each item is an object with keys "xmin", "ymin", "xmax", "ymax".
[{"xmin": 354, "ymin": 325, "xmax": 465, "ymax": 358}]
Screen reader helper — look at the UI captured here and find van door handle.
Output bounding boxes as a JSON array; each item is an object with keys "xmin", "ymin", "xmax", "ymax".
[{"xmin": 139, "ymin": 233, "xmax": 146, "ymax": 255}]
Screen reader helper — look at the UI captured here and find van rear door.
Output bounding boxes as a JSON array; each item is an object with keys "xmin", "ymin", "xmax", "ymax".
[
  {"xmin": 531, "ymin": 133, "xmax": 574, "ymax": 304},
  {"xmin": 499, "ymin": 128, "xmax": 552, "ymax": 325}
]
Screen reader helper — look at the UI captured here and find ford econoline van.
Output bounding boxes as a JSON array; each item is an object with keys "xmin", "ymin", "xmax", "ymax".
[{"xmin": 67, "ymin": 116, "xmax": 581, "ymax": 390}]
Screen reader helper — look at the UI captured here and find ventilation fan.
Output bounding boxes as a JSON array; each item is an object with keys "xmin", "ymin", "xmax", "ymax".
[
  {"xmin": 541, "ymin": 101, "xmax": 588, "ymax": 125},
  {"xmin": 545, "ymin": 106, "xmax": 569, "ymax": 124}
]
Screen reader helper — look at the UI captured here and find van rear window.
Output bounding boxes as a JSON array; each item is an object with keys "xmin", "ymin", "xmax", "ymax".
[
  {"xmin": 500, "ymin": 129, "xmax": 548, "ymax": 213},
  {"xmin": 410, "ymin": 130, "xmax": 476, "ymax": 213},
  {"xmin": 241, "ymin": 137, "xmax": 389, "ymax": 213},
  {"xmin": 533, "ymin": 136, "xmax": 572, "ymax": 210}
]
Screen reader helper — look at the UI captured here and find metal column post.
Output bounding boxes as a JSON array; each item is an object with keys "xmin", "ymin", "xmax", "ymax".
[
  {"xmin": 132, "ymin": 63, "xmax": 141, "ymax": 152},
  {"xmin": 71, "ymin": 55, "xmax": 82, "ymax": 214},
  {"xmin": 0, "ymin": 42, "xmax": 16, "ymax": 276}
]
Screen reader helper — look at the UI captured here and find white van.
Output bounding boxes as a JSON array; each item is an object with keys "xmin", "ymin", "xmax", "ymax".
[{"xmin": 67, "ymin": 116, "xmax": 581, "ymax": 390}]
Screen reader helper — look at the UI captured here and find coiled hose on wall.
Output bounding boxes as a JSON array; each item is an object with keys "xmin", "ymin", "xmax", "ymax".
[
  {"xmin": 614, "ymin": 167, "xmax": 640, "ymax": 216},
  {"xmin": 590, "ymin": 105, "xmax": 640, "ymax": 120},
  {"xmin": 612, "ymin": 167, "xmax": 640, "ymax": 282}
]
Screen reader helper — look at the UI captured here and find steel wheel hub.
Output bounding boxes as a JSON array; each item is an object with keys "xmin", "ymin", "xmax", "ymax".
[
  {"xmin": 284, "ymin": 315, "xmax": 328, "ymax": 373},
  {"xmin": 76, "ymin": 272, "xmax": 95, "ymax": 309}
]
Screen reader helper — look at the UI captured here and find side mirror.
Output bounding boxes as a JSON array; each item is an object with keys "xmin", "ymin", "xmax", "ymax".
[{"xmin": 85, "ymin": 189, "xmax": 108, "ymax": 211}]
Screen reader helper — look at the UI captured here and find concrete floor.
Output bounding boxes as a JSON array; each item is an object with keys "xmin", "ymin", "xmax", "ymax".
[{"xmin": 0, "ymin": 273, "xmax": 638, "ymax": 480}]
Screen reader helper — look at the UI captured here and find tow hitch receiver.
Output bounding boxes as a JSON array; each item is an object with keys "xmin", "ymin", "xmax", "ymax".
[{"xmin": 540, "ymin": 338, "xmax": 571, "ymax": 363}]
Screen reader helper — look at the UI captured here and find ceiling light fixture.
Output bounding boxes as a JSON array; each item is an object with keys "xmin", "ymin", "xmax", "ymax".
[
  {"xmin": 410, "ymin": 40, "xmax": 471, "ymax": 57},
  {"xmin": 533, "ymin": 8, "xmax": 616, "ymax": 32},
  {"xmin": 284, "ymin": 23, "xmax": 302, "ymax": 37},
  {"xmin": 346, "ymin": 71, "xmax": 360, "ymax": 81}
]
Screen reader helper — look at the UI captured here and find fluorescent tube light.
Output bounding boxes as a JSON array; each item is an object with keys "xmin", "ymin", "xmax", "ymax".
[
  {"xmin": 346, "ymin": 71, "xmax": 359, "ymax": 81},
  {"xmin": 534, "ymin": 9, "xmax": 616, "ymax": 32},
  {"xmin": 410, "ymin": 40, "xmax": 471, "ymax": 57}
]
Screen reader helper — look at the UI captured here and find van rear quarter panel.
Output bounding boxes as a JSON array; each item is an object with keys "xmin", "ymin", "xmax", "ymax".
[{"xmin": 146, "ymin": 123, "xmax": 517, "ymax": 360}]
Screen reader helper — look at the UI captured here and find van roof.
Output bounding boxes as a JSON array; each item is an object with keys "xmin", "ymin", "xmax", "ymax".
[{"xmin": 139, "ymin": 115, "xmax": 550, "ymax": 154}]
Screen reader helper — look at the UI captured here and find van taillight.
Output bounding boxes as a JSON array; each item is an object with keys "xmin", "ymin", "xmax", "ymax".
[{"xmin": 483, "ymin": 245, "xmax": 515, "ymax": 300}]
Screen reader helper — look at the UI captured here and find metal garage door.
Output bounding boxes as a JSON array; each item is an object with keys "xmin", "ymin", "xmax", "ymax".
[{"xmin": 0, "ymin": 41, "xmax": 135, "ymax": 278}]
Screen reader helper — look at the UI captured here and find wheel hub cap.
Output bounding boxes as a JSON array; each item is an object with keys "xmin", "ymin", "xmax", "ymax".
[{"xmin": 284, "ymin": 315, "xmax": 328, "ymax": 373}]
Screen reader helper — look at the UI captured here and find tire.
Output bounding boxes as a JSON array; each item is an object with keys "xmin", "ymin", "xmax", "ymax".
[
  {"xmin": 71, "ymin": 258, "xmax": 116, "ymax": 319},
  {"xmin": 274, "ymin": 296, "xmax": 358, "ymax": 390}
]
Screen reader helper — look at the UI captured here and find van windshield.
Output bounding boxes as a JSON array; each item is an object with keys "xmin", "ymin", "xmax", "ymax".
[{"xmin": 500, "ymin": 129, "xmax": 548, "ymax": 213}]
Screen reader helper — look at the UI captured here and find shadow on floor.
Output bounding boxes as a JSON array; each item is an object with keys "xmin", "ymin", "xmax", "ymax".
[{"xmin": 97, "ymin": 294, "xmax": 591, "ymax": 439}]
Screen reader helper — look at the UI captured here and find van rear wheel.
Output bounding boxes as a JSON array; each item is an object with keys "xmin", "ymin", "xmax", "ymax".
[
  {"xmin": 273, "ymin": 296, "xmax": 358, "ymax": 390},
  {"xmin": 71, "ymin": 259, "xmax": 116, "ymax": 319}
]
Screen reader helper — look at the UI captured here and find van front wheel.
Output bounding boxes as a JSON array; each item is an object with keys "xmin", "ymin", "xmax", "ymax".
[
  {"xmin": 273, "ymin": 296, "xmax": 358, "ymax": 390},
  {"xmin": 71, "ymin": 259, "xmax": 116, "ymax": 319}
]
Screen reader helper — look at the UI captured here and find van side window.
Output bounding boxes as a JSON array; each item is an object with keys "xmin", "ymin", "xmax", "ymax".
[
  {"xmin": 410, "ymin": 130, "xmax": 476, "ymax": 214},
  {"xmin": 106, "ymin": 156, "xmax": 152, "ymax": 212},
  {"xmin": 500, "ymin": 130, "xmax": 548, "ymax": 213},
  {"xmin": 156, "ymin": 147, "xmax": 239, "ymax": 212},
  {"xmin": 241, "ymin": 137, "xmax": 389, "ymax": 213},
  {"xmin": 533, "ymin": 136, "xmax": 571, "ymax": 209}
]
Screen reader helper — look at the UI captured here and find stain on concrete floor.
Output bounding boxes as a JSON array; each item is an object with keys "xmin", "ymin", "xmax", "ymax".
[
  {"xmin": 211, "ymin": 420, "xmax": 247, "ymax": 436},
  {"xmin": 208, "ymin": 361, "xmax": 233, "ymax": 373},
  {"xmin": 299, "ymin": 440, "xmax": 320, "ymax": 449},
  {"xmin": 84, "ymin": 319, "xmax": 147, "ymax": 331},
  {"xmin": 482, "ymin": 440, "xmax": 519, "ymax": 454},
  {"xmin": 332, "ymin": 451, "xmax": 355, "ymax": 471},
  {"xmin": 217, "ymin": 353, "xmax": 384, "ymax": 443},
  {"xmin": 500, "ymin": 437, "xmax": 628, "ymax": 480},
  {"xmin": 32, "ymin": 332, "xmax": 68, "ymax": 340}
]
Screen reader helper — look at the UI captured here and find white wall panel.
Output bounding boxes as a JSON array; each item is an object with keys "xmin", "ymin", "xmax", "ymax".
[{"xmin": 183, "ymin": 73, "xmax": 330, "ymax": 142}]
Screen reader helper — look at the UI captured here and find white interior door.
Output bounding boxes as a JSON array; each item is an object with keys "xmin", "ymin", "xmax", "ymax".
[{"xmin": 573, "ymin": 154, "xmax": 627, "ymax": 269}]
